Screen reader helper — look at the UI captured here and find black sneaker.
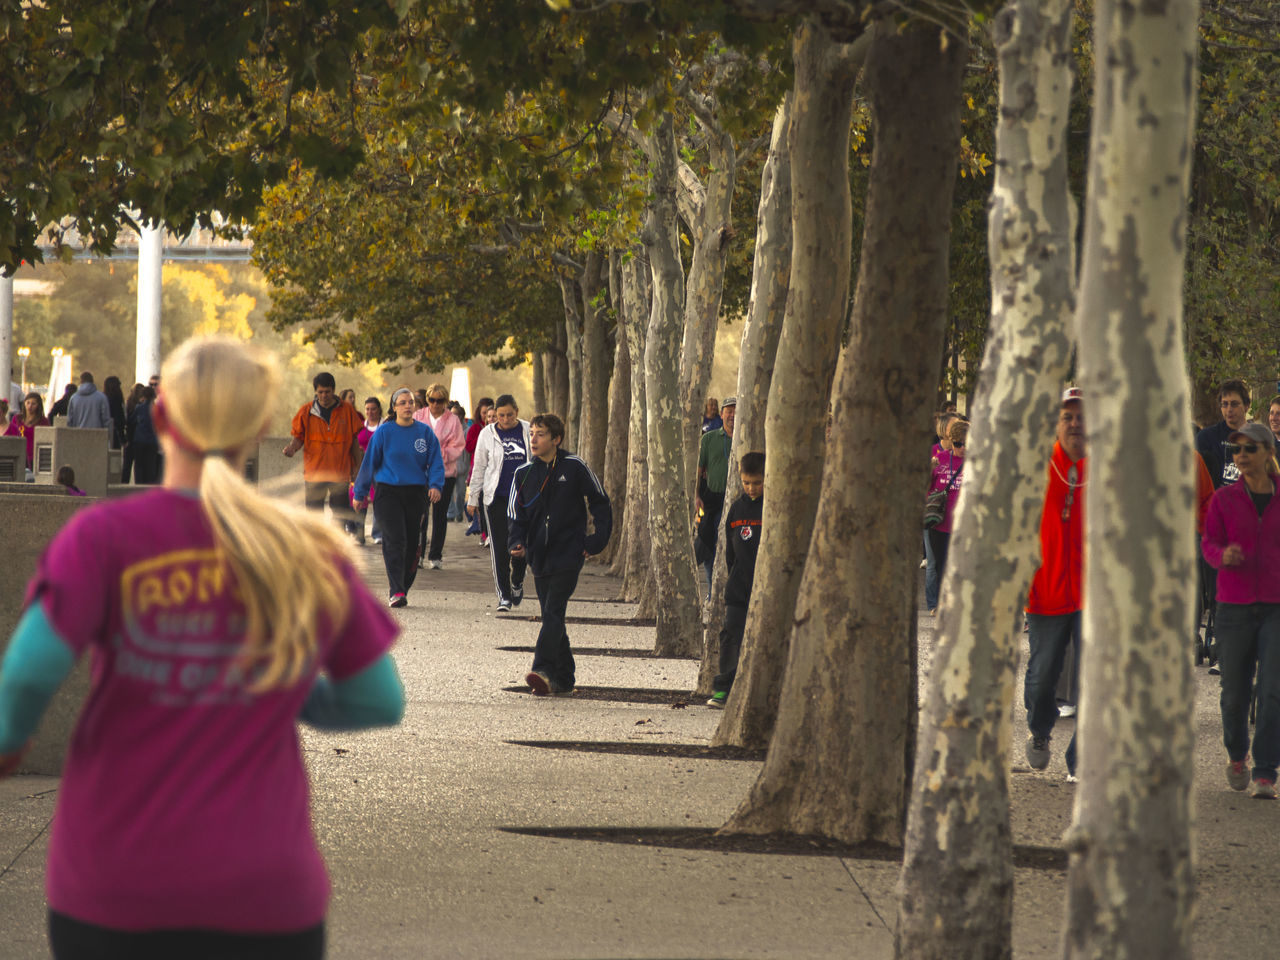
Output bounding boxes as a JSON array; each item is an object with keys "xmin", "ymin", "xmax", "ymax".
[
  {"xmin": 511, "ymin": 581, "xmax": 524, "ymax": 607},
  {"xmin": 497, "ymin": 598, "xmax": 512, "ymax": 612},
  {"xmin": 388, "ymin": 593, "xmax": 407, "ymax": 608}
]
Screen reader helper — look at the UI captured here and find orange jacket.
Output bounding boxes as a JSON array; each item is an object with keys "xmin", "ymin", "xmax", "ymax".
[
  {"xmin": 1027, "ymin": 442, "xmax": 1086, "ymax": 616},
  {"xmin": 290, "ymin": 399, "xmax": 363, "ymax": 483}
]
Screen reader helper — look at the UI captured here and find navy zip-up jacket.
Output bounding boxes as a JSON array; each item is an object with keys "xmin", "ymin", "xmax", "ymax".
[
  {"xmin": 723, "ymin": 492, "xmax": 763, "ymax": 608},
  {"xmin": 507, "ymin": 449, "xmax": 612, "ymax": 577}
]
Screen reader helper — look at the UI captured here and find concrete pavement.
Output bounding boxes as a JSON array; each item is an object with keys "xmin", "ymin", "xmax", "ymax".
[{"xmin": 0, "ymin": 529, "xmax": 1274, "ymax": 958}]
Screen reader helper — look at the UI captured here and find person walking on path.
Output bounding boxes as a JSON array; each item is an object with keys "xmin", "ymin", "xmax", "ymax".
[
  {"xmin": 465, "ymin": 398, "xmax": 494, "ymax": 546},
  {"xmin": 0, "ymin": 335, "xmax": 404, "ymax": 959},
  {"xmin": 350, "ymin": 396, "xmax": 384, "ymax": 546},
  {"xmin": 1202, "ymin": 421, "xmax": 1280, "ymax": 799},
  {"xmin": 925, "ymin": 416, "xmax": 967, "ymax": 614},
  {"xmin": 283, "ymin": 372, "xmax": 364, "ymax": 534},
  {"xmin": 1197, "ymin": 378, "xmax": 1250, "ymax": 490},
  {"xmin": 707, "ymin": 451, "xmax": 764, "ymax": 708},
  {"xmin": 66, "ymin": 372, "xmax": 111, "ymax": 430},
  {"xmin": 353, "ymin": 388, "xmax": 445, "ymax": 608},
  {"xmin": 509, "ymin": 413, "xmax": 611, "ymax": 696},
  {"xmin": 1024, "ymin": 387, "xmax": 1086, "ymax": 780},
  {"xmin": 467, "ymin": 395, "xmax": 531, "ymax": 612},
  {"xmin": 414, "ymin": 384, "xmax": 466, "ymax": 569}
]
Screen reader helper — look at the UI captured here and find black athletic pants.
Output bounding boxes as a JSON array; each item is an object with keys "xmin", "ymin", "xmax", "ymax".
[
  {"xmin": 304, "ymin": 480, "xmax": 354, "ymax": 529},
  {"xmin": 484, "ymin": 501, "xmax": 527, "ymax": 604},
  {"xmin": 373, "ymin": 484, "xmax": 426, "ymax": 597},
  {"xmin": 713, "ymin": 602, "xmax": 748, "ymax": 695},
  {"xmin": 418, "ymin": 477, "xmax": 456, "ymax": 562},
  {"xmin": 49, "ymin": 911, "xmax": 325, "ymax": 960},
  {"xmin": 531, "ymin": 565, "xmax": 581, "ymax": 691}
]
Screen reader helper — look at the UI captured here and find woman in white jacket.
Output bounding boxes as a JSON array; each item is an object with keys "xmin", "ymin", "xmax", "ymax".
[{"xmin": 466, "ymin": 394, "xmax": 531, "ymax": 611}]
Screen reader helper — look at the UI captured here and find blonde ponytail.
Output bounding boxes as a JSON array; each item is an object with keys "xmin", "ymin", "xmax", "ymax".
[{"xmin": 160, "ymin": 337, "xmax": 352, "ymax": 692}]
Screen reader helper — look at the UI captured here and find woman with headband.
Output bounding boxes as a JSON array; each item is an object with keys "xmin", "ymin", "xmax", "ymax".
[
  {"xmin": 0, "ymin": 336, "xmax": 404, "ymax": 958},
  {"xmin": 353, "ymin": 387, "xmax": 445, "ymax": 607}
]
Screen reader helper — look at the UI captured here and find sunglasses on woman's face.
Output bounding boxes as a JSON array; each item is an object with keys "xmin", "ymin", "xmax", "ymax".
[
  {"xmin": 1225, "ymin": 442, "xmax": 1262, "ymax": 455},
  {"xmin": 428, "ymin": 396, "xmax": 446, "ymax": 404},
  {"xmin": 952, "ymin": 441, "xmax": 965, "ymax": 449}
]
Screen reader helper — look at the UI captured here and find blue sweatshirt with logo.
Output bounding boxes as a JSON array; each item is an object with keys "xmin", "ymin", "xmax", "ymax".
[{"xmin": 353, "ymin": 420, "xmax": 444, "ymax": 500}]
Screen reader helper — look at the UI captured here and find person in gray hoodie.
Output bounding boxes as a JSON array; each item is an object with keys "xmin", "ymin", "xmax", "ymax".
[{"xmin": 66, "ymin": 372, "xmax": 111, "ymax": 430}]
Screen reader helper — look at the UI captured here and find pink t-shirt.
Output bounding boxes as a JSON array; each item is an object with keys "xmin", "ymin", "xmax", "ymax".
[
  {"xmin": 26, "ymin": 489, "xmax": 398, "ymax": 933},
  {"xmin": 928, "ymin": 449, "xmax": 965, "ymax": 534}
]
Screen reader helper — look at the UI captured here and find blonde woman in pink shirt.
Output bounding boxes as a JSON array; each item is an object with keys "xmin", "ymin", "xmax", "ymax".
[{"xmin": 414, "ymin": 383, "xmax": 466, "ymax": 569}]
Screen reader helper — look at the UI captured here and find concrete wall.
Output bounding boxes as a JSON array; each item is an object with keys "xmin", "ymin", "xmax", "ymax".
[
  {"xmin": 31, "ymin": 425, "xmax": 111, "ymax": 496},
  {"xmin": 0, "ymin": 494, "xmax": 97, "ymax": 775}
]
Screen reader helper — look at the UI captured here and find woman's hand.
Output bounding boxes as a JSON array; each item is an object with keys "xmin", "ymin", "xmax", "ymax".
[
  {"xmin": 353, "ymin": 499, "xmax": 367, "ymax": 512},
  {"xmin": 465, "ymin": 504, "xmax": 475, "ymax": 519},
  {"xmin": 428, "ymin": 488, "xmax": 442, "ymax": 504},
  {"xmin": 1222, "ymin": 543, "xmax": 1245, "ymax": 566}
]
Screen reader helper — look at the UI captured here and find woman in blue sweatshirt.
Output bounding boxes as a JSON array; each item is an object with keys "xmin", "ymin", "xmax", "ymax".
[{"xmin": 354, "ymin": 388, "xmax": 445, "ymax": 607}]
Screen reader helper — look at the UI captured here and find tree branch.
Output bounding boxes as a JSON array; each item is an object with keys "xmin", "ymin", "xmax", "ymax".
[{"xmin": 552, "ymin": 251, "xmax": 585, "ymax": 274}]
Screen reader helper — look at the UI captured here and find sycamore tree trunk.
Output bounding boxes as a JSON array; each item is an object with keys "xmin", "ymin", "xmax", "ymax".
[
  {"xmin": 620, "ymin": 249, "xmax": 657, "ymax": 610},
  {"xmin": 677, "ymin": 113, "xmax": 737, "ymax": 501},
  {"xmin": 600, "ymin": 251, "xmax": 631, "ymax": 569},
  {"xmin": 580, "ymin": 250, "xmax": 611, "ymax": 473},
  {"xmin": 698, "ymin": 93, "xmax": 795, "ymax": 695},
  {"xmin": 559, "ymin": 272, "xmax": 584, "ymax": 451},
  {"xmin": 713, "ymin": 21, "xmax": 867, "ymax": 749},
  {"xmin": 548, "ymin": 324, "xmax": 570, "ymax": 421},
  {"xmin": 643, "ymin": 112, "xmax": 702, "ymax": 657},
  {"xmin": 722, "ymin": 22, "xmax": 967, "ymax": 841},
  {"xmin": 895, "ymin": 1, "xmax": 1077, "ymax": 956},
  {"xmin": 1065, "ymin": 0, "xmax": 1199, "ymax": 956},
  {"xmin": 532, "ymin": 349, "xmax": 548, "ymax": 416}
]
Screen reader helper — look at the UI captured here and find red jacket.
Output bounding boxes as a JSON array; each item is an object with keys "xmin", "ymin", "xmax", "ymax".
[
  {"xmin": 1202, "ymin": 476, "xmax": 1280, "ymax": 605},
  {"xmin": 1027, "ymin": 442, "xmax": 1086, "ymax": 616}
]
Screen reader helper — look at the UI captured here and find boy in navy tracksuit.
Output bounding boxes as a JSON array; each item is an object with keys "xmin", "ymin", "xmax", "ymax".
[
  {"xmin": 707, "ymin": 451, "xmax": 764, "ymax": 708},
  {"xmin": 508, "ymin": 414, "xmax": 612, "ymax": 695}
]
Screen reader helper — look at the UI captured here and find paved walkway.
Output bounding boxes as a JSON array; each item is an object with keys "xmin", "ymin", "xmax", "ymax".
[{"xmin": 0, "ymin": 530, "xmax": 1273, "ymax": 958}]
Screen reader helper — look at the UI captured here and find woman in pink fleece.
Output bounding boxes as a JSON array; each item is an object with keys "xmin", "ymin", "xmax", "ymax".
[
  {"xmin": 1203, "ymin": 421, "xmax": 1280, "ymax": 800},
  {"xmin": 414, "ymin": 383, "xmax": 466, "ymax": 569}
]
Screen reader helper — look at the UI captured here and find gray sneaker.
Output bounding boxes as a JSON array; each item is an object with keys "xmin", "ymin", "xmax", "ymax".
[
  {"xmin": 1227, "ymin": 757, "xmax": 1251, "ymax": 792},
  {"xmin": 1026, "ymin": 734, "xmax": 1051, "ymax": 770}
]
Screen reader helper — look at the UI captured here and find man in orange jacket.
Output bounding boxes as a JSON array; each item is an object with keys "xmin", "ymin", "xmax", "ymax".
[
  {"xmin": 1025, "ymin": 387, "xmax": 1086, "ymax": 778},
  {"xmin": 282, "ymin": 372, "xmax": 364, "ymax": 533}
]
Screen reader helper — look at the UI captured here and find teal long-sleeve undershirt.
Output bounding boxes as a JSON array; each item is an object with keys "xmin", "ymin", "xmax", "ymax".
[
  {"xmin": 0, "ymin": 603, "xmax": 403, "ymax": 755},
  {"xmin": 0, "ymin": 604, "xmax": 76, "ymax": 755}
]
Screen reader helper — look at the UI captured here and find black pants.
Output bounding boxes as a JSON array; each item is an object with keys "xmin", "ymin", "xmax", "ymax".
[
  {"xmin": 373, "ymin": 484, "xmax": 426, "ymax": 597},
  {"xmin": 133, "ymin": 442, "xmax": 161, "ymax": 485},
  {"xmin": 484, "ymin": 501, "xmax": 527, "ymax": 604},
  {"xmin": 304, "ymin": 481, "xmax": 355, "ymax": 528},
  {"xmin": 695, "ymin": 491, "xmax": 725, "ymax": 565},
  {"xmin": 713, "ymin": 602, "xmax": 749, "ymax": 694},
  {"xmin": 531, "ymin": 565, "xmax": 581, "ymax": 691},
  {"xmin": 48, "ymin": 911, "xmax": 324, "ymax": 960},
  {"xmin": 418, "ymin": 477, "xmax": 457, "ymax": 562},
  {"xmin": 926, "ymin": 528, "xmax": 951, "ymax": 594}
]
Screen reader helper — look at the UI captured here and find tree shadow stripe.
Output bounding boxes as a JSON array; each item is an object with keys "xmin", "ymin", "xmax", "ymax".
[
  {"xmin": 496, "ymin": 645, "xmax": 692, "ymax": 660},
  {"xmin": 506, "ymin": 740, "xmax": 765, "ymax": 762},
  {"xmin": 500, "ymin": 685, "xmax": 695, "ymax": 705},
  {"xmin": 498, "ymin": 826, "xmax": 1068, "ymax": 871},
  {"xmin": 498, "ymin": 615, "xmax": 657, "ymax": 626}
]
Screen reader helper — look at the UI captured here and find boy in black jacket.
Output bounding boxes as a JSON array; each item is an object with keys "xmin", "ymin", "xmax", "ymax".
[
  {"xmin": 509, "ymin": 413, "xmax": 612, "ymax": 695},
  {"xmin": 707, "ymin": 451, "xmax": 764, "ymax": 709}
]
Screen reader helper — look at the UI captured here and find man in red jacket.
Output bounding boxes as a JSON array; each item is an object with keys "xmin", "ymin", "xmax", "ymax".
[{"xmin": 1025, "ymin": 388, "xmax": 1086, "ymax": 777}]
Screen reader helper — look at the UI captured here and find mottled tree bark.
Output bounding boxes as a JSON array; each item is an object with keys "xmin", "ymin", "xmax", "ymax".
[
  {"xmin": 643, "ymin": 112, "xmax": 703, "ymax": 657},
  {"xmin": 549, "ymin": 323, "xmax": 570, "ymax": 421},
  {"xmin": 619, "ymin": 249, "xmax": 657, "ymax": 608},
  {"xmin": 532, "ymin": 349, "xmax": 548, "ymax": 417},
  {"xmin": 600, "ymin": 251, "xmax": 631, "ymax": 569},
  {"xmin": 580, "ymin": 250, "xmax": 611, "ymax": 473},
  {"xmin": 678, "ymin": 107, "xmax": 737, "ymax": 503},
  {"xmin": 722, "ymin": 23, "xmax": 967, "ymax": 841},
  {"xmin": 895, "ymin": 1, "xmax": 1076, "ymax": 956},
  {"xmin": 559, "ymin": 272, "xmax": 583, "ymax": 452},
  {"xmin": 1064, "ymin": 0, "xmax": 1199, "ymax": 956},
  {"xmin": 713, "ymin": 21, "xmax": 866, "ymax": 748},
  {"xmin": 698, "ymin": 93, "xmax": 794, "ymax": 695}
]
